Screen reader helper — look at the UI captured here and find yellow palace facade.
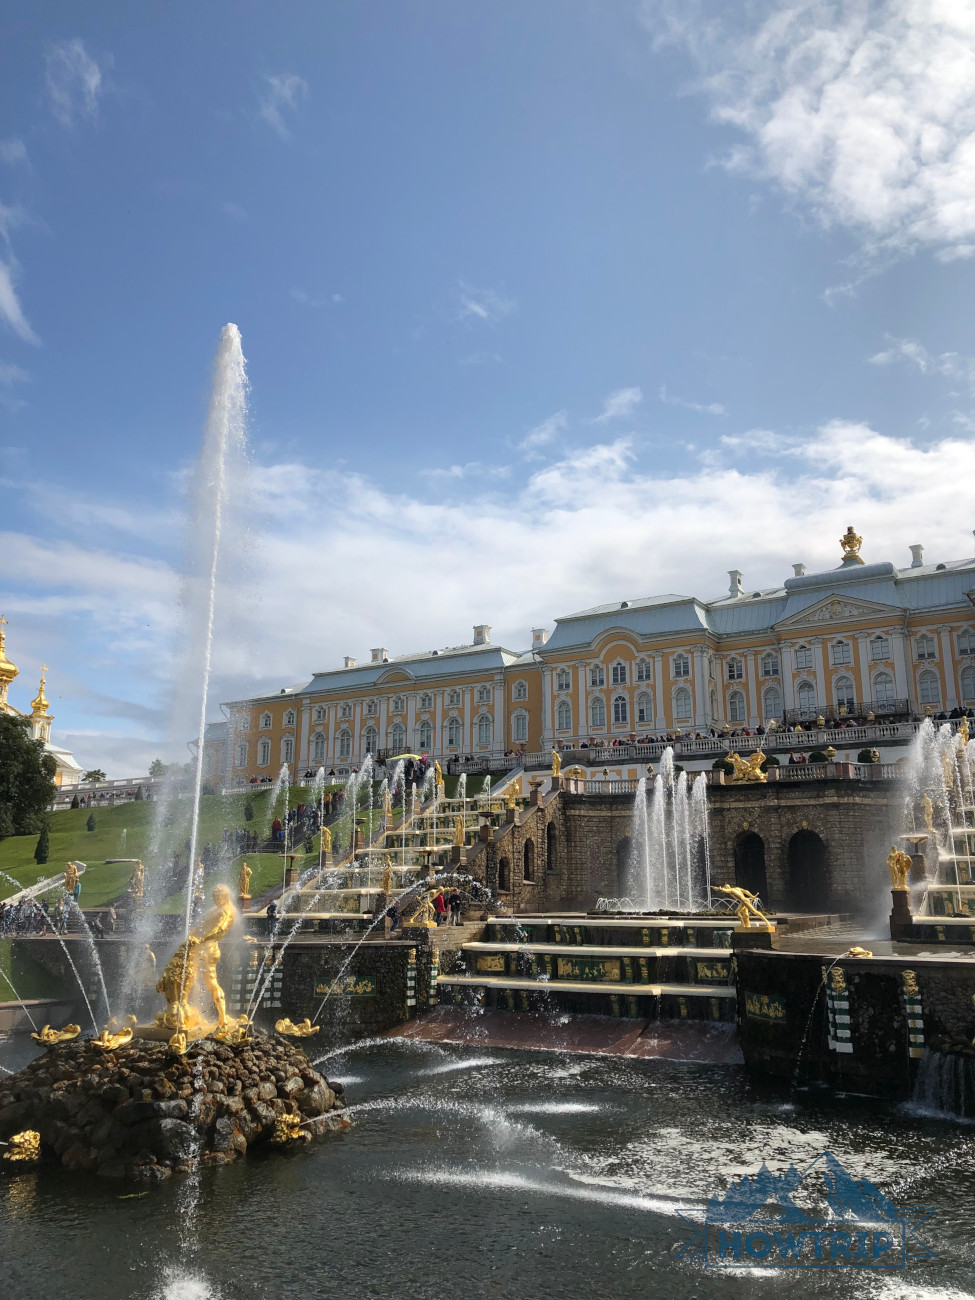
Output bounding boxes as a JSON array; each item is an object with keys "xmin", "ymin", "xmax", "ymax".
[{"xmin": 204, "ymin": 529, "xmax": 975, "ymax": 783}]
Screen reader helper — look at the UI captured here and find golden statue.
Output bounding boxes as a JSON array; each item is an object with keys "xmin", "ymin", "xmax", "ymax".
[
  {"xmin": 238, "ymin": 861, "xmax": 252, "ymax": 898},
  {"xmin": 63, "ymin": 861, "xmax": 80, "ymax": 894},
  {"xmin": 887, "ymin": 846, "xmax": 912, "ymax": 891},
  {"xmin": 923, "ymin": 793, "xmax": 934, "ymax": 831},
  {"xmin": 551, "ymin": 749, "xmax": 562, "ymax": 777},
  {"xmin": 942, "ymin": 750, "xmax": 955, "ymax": 791},
  {"xmin": 454, "ymin": 816, "xmax": 465, "ymax": 847},
  {"xmin": 275, "ymin": 1017, "xmax": 319, "ymax": 1037},
  {"xmin": 960, "ymin": 716, "xmax": 971, "ymax": 748},
  {"xmin": 321, "ymin": 826, "xmax": 332, "ymax": 854},
  {"xmin": 31, "ymin": 1023, "xmax": 80, "ymax": 1045},
  {"xmin": 127, "ymin": 860, "xmax": 145, "ymax": 900},
  {"xmin": 383, "ymin": 786, "xmax": 393, "ymax": 818},
  {"xmin": 504, "ymin": 781, "xmax": 518, "ymax": 809},
  {"xmin": 211, "ymin": 1014, "xmax": 252, "ymax": 1045},
  {"xmin": 168, "ymin": 1031, "xmax": 188, "ymax": 1057},
  {"xmin": 271, "ymin": 1113, "xmax": 310, "ymax": 1144},
  {"xmin": 902, "ymin": 969, "xmax": 919, "ymax": 997},
  {"xmin": 2, "ymin": 1130, "xmax": 40, "ymax": 1163},
  {"xmin": 727, "ymin": 750, "xmax": 768, "ymax": 783},
  {"xmin": 91, "ymin": 1024, "xmax": 134, "ymax": 1051},
  {"xmin": 840, "ymin": 524, "xmax": 863, "ymax": 564},
  {"xmin": 843, "ymin": 946, "xmax": 873, "ymax": 959},
  {"xmin": 434, "ymin": 760, "xmax": 443, "ymax": 786},
  {"xmin": 155, "ymin": 883, "xmax": 237, "ymax": 1032},
  {"xmin": 828, "ymin": 966, "xmax": 847, "ymax": 994},
  {"xmin": 403, "ymin": 891, "xmax": 438, "ymax": 928},
  {"xmin": 715, "ymin": 883, "xmax": 774, "ymax": 932}
]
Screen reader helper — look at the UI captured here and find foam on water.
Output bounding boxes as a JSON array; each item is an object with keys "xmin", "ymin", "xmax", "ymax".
[
  {"xmin": 393, "ymin": 1166, "xmax": 683, "ymax": 1217},
  {"xmin": 506, "ymin": 1101, "xmax": 602, "ymax": 1115},
  {"xmin": 155, "ymin": 1268, "xmax": 220, "ymax": 1300},
  {"xmin": 417, "ymin": 1055, "xmax": 504, "ymax": 1076}
]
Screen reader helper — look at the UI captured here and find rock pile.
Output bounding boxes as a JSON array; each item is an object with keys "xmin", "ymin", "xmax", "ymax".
[{"xmin": 0, "ymin": 1031, "xmax": 348, "ymax": 1182}]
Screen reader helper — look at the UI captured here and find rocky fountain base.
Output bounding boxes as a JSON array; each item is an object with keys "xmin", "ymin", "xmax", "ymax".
[{"xmin": 0, "ymin": 1031, "xmax": 348, "ymax": 1182}]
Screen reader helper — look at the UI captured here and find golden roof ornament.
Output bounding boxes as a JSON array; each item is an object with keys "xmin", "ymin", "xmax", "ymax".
[
  {"xmin": 0, "ymin": 613, "xmax": 18, "ymax": 684},
  {"xmin": 840, "ymin": 524, "xmax": 864, "ymax": 565},
  {"xmin": 30, "ymin": 665, "xmax": 50, "ymax": 717}
]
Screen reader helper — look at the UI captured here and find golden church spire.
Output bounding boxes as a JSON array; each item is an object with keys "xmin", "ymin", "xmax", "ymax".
[
  {"xmin": 31, "ymin": 665, "xmax": 50, "ymax": 718},
  {"xmin": 0, "ymin": 614, "xmax": 18, "ymax": 708}
]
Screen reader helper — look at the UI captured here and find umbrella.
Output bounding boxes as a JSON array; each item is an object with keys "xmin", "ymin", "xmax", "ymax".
[{"xmin": 387, "ymin": 753, "xmax": 424, "ymax": 762}]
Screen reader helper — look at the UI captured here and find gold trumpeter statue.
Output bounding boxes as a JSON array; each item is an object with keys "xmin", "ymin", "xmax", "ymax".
[
  {"xmin": 840, "ymin": 524, "xmax": 864, "ymax": 564},
  {"xmin": 63, "ymin": 861, "xmax": 80, "ymax": 894},
  {"xmin": 321, "ymin": 825, "xmax": 332, "ymax": 854},
  {"xmin": 127, "ymin": 860, "xmax": 145, "ymax": 901},
  {"xmin": 31, "ymin": 1023, "xmax": 81, "ymax": 1045},
  {"xmin": 887, "ymin": 846, "xmax": 912, "ymax": 891},
  {"xmin": 551, "ymin": 749, "xmax": 562, "ymax": 777},
  {"xmin": 403, "ymin": 891, "xmax": 438, "ymax": 928},
  {"xmin": 2, "ymin": 1130, "xmax": 40, "ymax": 1163},
  {"xmin": 237, "ymin": 861, "xmax": 252, "ymax": 899},
  {"xmin": 727, "ymin": 750, "xmax": 768, "ymax": 783},
  {"xmin": 91, "ymin": 1024, "xmax": 134, "ymax": 1051},
  {"xmin": 275, "ymin": 1017, "xmax": 320, "ymax": 1037},
  {"xmin": 155, "ymin": 883, "xmax": 237, "ymax": 1033},
  {"xmin": 715, "ymin": 883, "xmax": 774, "ymax": 932},
  {"xmin": 454, "ymin": 816, "xmax": 465, "ymax": 847}
]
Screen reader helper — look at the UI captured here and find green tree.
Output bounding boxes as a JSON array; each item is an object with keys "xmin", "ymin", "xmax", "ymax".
[
  {"xmin": 86, "ymin": 812, "xmax": 96, "ymax": 832},
  {"xmin": 148, "ymin": 758, "xmax": 166, "ymax": 779},
  {"xmin": 83, "ymin": 768, "xmax": 107, "ymax": 783},
  {"xmin": 0, "ymin": 712, "xmax": 57, "ymax": 840},
  {"xmin": 244, "ymin": 798, "xmax": 254, "ymax": 822},
  {"xmin": 70, "ymin": 793, "xmax": 80, "ymax": 809},
  {"xmin": 34, "ymin": 825, "xmax": 50, "ymax": 865}
]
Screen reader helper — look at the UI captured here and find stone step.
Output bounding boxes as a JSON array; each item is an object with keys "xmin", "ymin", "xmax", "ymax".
[{"xmin": 435, "ymin": 974, "xmax": 735, "ymax": 998}]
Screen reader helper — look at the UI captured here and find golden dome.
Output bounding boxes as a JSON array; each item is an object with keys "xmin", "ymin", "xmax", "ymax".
[
  {"xmin": 0, "ymin": 615, "xmax": 18, "ymax": 684},
  {"xmin": 30, "ymin": 666, "xmax": 50, "ymax": 717}
]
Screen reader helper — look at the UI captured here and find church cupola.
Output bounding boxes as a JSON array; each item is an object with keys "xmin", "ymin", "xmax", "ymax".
[
  {"xmin": 30, "ymin": 665, "xmax": 53, "ymax": 742},
  {"xmin": 0, "ymin": 614, "xmax": 18, "ymax": 709}
]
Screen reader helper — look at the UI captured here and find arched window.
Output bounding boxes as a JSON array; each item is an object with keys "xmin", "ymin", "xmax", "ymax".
[
  {"xmin": 611, "ymin": 661, "xmax": 627, "ymax": 685},
  {"xmin": 512, "ymin": 711, "xmax": 528, "ymax": 743},
  {"xmin": 447, "ymin": 688, "xmax": 461, "ymax": 706},
  {"xmin": 728, "ymin": 690, "xmax": 746, "ymax": 723},
  {"xmin": 498, "ymin": 858, "xmax": 510, "ymax": 892},
  {"xmin": 961, "ymin": 665, "xmax": 975, "ymax": 702},
  {"xmin": 673, "ymin": 654, "xmax": 690, "ymax": 678},
  {"xmin": 257, "ymin": 739, "xmax": 271, "ymax": 766},
  {"xmin": 590, "ymin": 664, "xmax": 606, "ymax": 688},
  {"xmin": 795, "ymin": 645, "xmax": 812, "ymax": 670},
  {"xmin": 391, "ymin": 695, "xmax": 406, "ymax": 713},
  {"xmin": 513, "ymin": 680, "xmax": 528, "ymax": 701},
  {"xmin": 916, "ymin": 634, "xmax": 937, "ymax": 661},
  {"xmin": 831, "ymin": 640, "xmax": 851, "ymax": 666},
  {"xmin": 282, "ymin": 737, "xmax": 294, "ymax": 763},
  {"xmin": 340, "ymin": 703, "xmax": 353, "ymax": 720},
  {"xmin": 364, "ymin": 726, "xmax": 378, "ymax": 754},
  {"xmin": 365, "ymin": 700, "xmax": 377, "ymax": 716},
  {"xmin": 871, "ymin": 635, "xmax": 890, "ymax": 661},
  {"xmin": 762, "ymin": 685, "xmax": 781, "ymax": 720},
  {"xmin": 919, "ymin": 669, "xmax": 941, "ymax": 706},
  {"xmin": 260, "ymin": 712, "xmax": 272, "ymax": 729},
  {"xmin": 446, "ymin": 717, "xmax": 461, "ymax": 748},
  {"xmin": 523, "ymin": 839, "xmax": 535, "ymax": 882},
  {"xmin": 613, "ymin": 695, "xmax": 628, "ymax": 725},
  {"xmin": 284, "ymin": 709, "xmax": 296, "ymax": 727},
  {"xmin": 556, "ymin": 700, "xmax": 572, "ymax": 731},
  {"xmin": 873, "ymin": 671, "xmax": 895, "ymax": 705},
  {"xmin": 235, "ymin": 743, "xmax": 248, "ymax": 768},
  {"xmin": 959, "ymin": 630, "xmax": 975, "ymax": 657},
  {"xmin": 590, "ymin": 697, "xmax": 606, "ymax": 728},
  {"xmin": 834, "ymin": 675, "xmax": 855, "ymax": 711},
  {"xmin": 555, "ymin": 668, "xmax": 571, "ymax": 691},
  {"xmin": 636, "ymin": 692, "xmax": 653, "ymax": 724},
  {"xmin": 636, "ymin": 658, "xmax": 652, "ymax": 682},
  {"xmin": 546, "ymin": 822, "xmax": 556, "ymax": 872},
  {"xmin": 313, "ymin": 705, "xmax": 326, "ymax": 722},
  {"xmin": 761, "ymin": 653, "xmax": 779, "ymax": 678},
  {"xmin": 727, "ymin": 658, "xmax": 743, "ymax": 681},
  {"xmin": 418, "ymin": 719, "xmax": 433, "ymax": 750},
  {"xmin": 796, "ymin": 680, "xmax": 816, "ymax": 714},
  {"xmin": 476, "ymin": 685, "xmax": 491, "ymax": 703},
  {"xmin": 389, "ymin": 721, "xmax": 407, "ymax": 752},
  {"xmin": 312, "ymin": 734, "xmax": 325, "ymax": 763},
  {"xmin": 338, "ymin": 731, "xmax": 352, "ymax": 760},
  {"xmin": 419, "ymin": 692, "xmax": 433, "ymax": 709},
  {"xmin": 477, "ymin": 714, "xmax": 492, "ymax": 746},
  {"xmin": 674, "ymin": 687, "xmax": 692, "ymax": 721}
]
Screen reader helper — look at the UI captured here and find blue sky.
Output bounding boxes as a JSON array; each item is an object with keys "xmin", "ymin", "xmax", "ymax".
[{"xmin": 2, "ymin": 1, "xmax": 975, "ymax": 773}]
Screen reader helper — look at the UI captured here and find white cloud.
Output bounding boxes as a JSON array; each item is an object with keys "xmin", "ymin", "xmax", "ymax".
[
  {"xmin": 45, "ymin": 39, "xmax": 106, "ymax": 127},
  {"xmin": 421, "ymin": 462, "xmax": 511, "ymax": 481},
  {"xmin": 0, "ymin": 139, "xmax": 28, "ymax": 166},
  {"xmin": 869, "ymin": 334, "xmax": 975, "ymax": 392},
  {"xmin": 594, "ymin": 386, "xmax": 643, "ymax": 423},
  {"xmin": 0, "ymin": 262, "xmax": 39, "ymax": 344},
  {"xmin": 644, "ymin": 0, "xmax": 975, "ymax": 260},
  {"xmin": 519, "ymin": 410, "xmax": 568, "ymax": 458},
  {"xmin": 0, "ymin": 361, "xmax": 29, "ymax": 386},
  {"xmin": 291, "ymin": 288, "xmax": 342, "ymax": 308},
  {"xmin": 259, "ymin": 73, "xmax": 308, "ymax": 139},
  {"xmin": 455, "ymin": 280, "xmax": 516, "ymax": 325},
  {"xmin": 659, "ymin": 384, "xmax": 727, "ymax": 416}
]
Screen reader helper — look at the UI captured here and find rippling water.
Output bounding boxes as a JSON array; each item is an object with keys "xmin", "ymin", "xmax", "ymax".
[{"xmin": 2, "ymin": 1031, "xmax": 974, "ymax": 1299}]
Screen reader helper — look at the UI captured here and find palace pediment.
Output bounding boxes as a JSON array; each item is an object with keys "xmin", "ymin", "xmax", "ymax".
[{"xmin": 774, "ymin": 594, "xmax": 902, "ymax": 631}]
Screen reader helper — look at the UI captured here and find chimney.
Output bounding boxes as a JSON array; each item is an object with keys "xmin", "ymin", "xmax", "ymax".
[
  {"xmin": 728, "ymin": 570, "xmax": 743, "ymax": 597},
  {"xmin": 793, "ymin": 562, "xmax": 806, "ymax": 577},
  {"xmin": 343, "ymin": 656, "xmax": 357, "ymax": 669},
  {"xmin": 531, "ymin": 627, "xmax": 548, "ymax": 648},
  {"xmin": 910, "ymin": 544, "xmax": 924, "ymax": 569},
  {"xmin": 370, "ymin": 647, "xmax": 388, "ymax": 663},
  {"xmin": 473, "ymin": 624, "xmax": 491, "ymax": 645}
]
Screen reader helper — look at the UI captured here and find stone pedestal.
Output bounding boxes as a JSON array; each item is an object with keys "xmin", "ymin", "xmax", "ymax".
[
  {"xmin": 478, "ymin": 823, "xmax": 493, "ymax": 843},
  {"xmin": 549, "ymin": 775, "xmax": 563, "ymax": 793},
  {"xmin": 284, "ymin": 866, "xmax": 300, "ymax": 887},
  {"xmin": 238, "ymin": 893, "xmax": 251, "ymax": 913},
  {"xmin": 889, "ymin": 888, "xmax": 913, "ymax": 941},
  {"xmin": 731, "ymin": 927, "xmax": 775, "ymax": 951},
  {"xmin": 450, "ymin": 845, "xmax": 463, "ymax": 866}
]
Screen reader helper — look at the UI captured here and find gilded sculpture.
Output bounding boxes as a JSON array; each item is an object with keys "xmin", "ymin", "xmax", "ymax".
[
  {"xmin": 127, "ymin": 860, "xmax": 145, "ymax": 901},
  {"xmin": 504, "ymin": 781, "xmax": 518, "ymax": 809},
  {"xmin": 31, "ymin": 1023, "xmax": 81, "ymax": 1046},
  {"xmin": 63, "ymin": 861, "xmax": 80, "ymax": 895},
  {"xmin": 454, "ymin": 816, "xmax": 465, "ymax": 847},
  {"xmin": 960, "ymin": 717, "xmax": 970, "ymax": 748},
  {"xmin": 726, "ymin": 750, "xmax": 768, "ymax": 783},
  {"xmin": 715, "ymin": 883, "xmax": 774, "ymax": 932},
  {"xmin": 155, "ymin": 883, "xmax": 237, "ymax": 1033},
  {"xmin": 551, "ymin": 749, "xmax": 562, "ymax": 777},
  {"xmin": 2, "ymin": 1130, "xmax": 40, "ymax": 1163},
  {"xmin": 403, "ymin": 891, "xmax": 438, "ymax": 928},
  {"xmin": 275, "ymin": 1017, "xmax": 320, "ymax": 1037},
  {"xmin": 887, "ymin": 846, "xmax": 912, "ymax": 891},
  {"xmin": 91, "ymin": 1024, "xmax": 134, "ymax": 1051},
  {"xmin": 321, "ymin": 826, "xmax": 331, "ymax": 854},
  {"xmin": 840, "ymin": 525, "xmax": 863, "ymax": 564},
  {"xmin": 902, "ymin": 969, "xmax": 919, "ymax": 998},
  {"xmin": 434, "ymin": 760, "xmax": 443, "ymax": 788},
  {"xmin": 381, "ymin": 856, "xmax": 394, "ymax": 894},
  {"xmin": 237, "ymin": 861, "xmax": 252, "ymax": 899},
  {"xmin": 828, "ymin": 965, "xmax": 847, "ymax": 995}
]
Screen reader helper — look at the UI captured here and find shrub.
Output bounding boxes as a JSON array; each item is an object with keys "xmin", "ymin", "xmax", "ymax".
[
  {"xmin": 70, "ymin": 794, "xmax": 80, "ymax": 809},
  {"xmin": 760, "ymin": 755, "xmax": 780, "ymax": 772},
  {"xmin": 712, "ymin": 758, "xmax": 734, "ymax": 776},
  {"xmin": 34, "ymin": 825, "xmax": 50, "ymax": 865},
  {"xmin": 86, "ymin": 812, "xmax": 96, "ymax": 832},
  {"xmin": 858, "ymin": 748, "xmax": 878, "ymax": 764},
  {"xmin": 808, "ymin": 750, "xmax": 828, "ymax": 764},
  {"xmin": 244, "ymin": 798, "xmax": 255, "ymax": 822}
]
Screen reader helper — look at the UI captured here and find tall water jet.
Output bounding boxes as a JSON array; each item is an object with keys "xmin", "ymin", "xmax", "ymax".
[{"xmin": 624, "ymin": 750, "xmax": 711, "ymax": 911}]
